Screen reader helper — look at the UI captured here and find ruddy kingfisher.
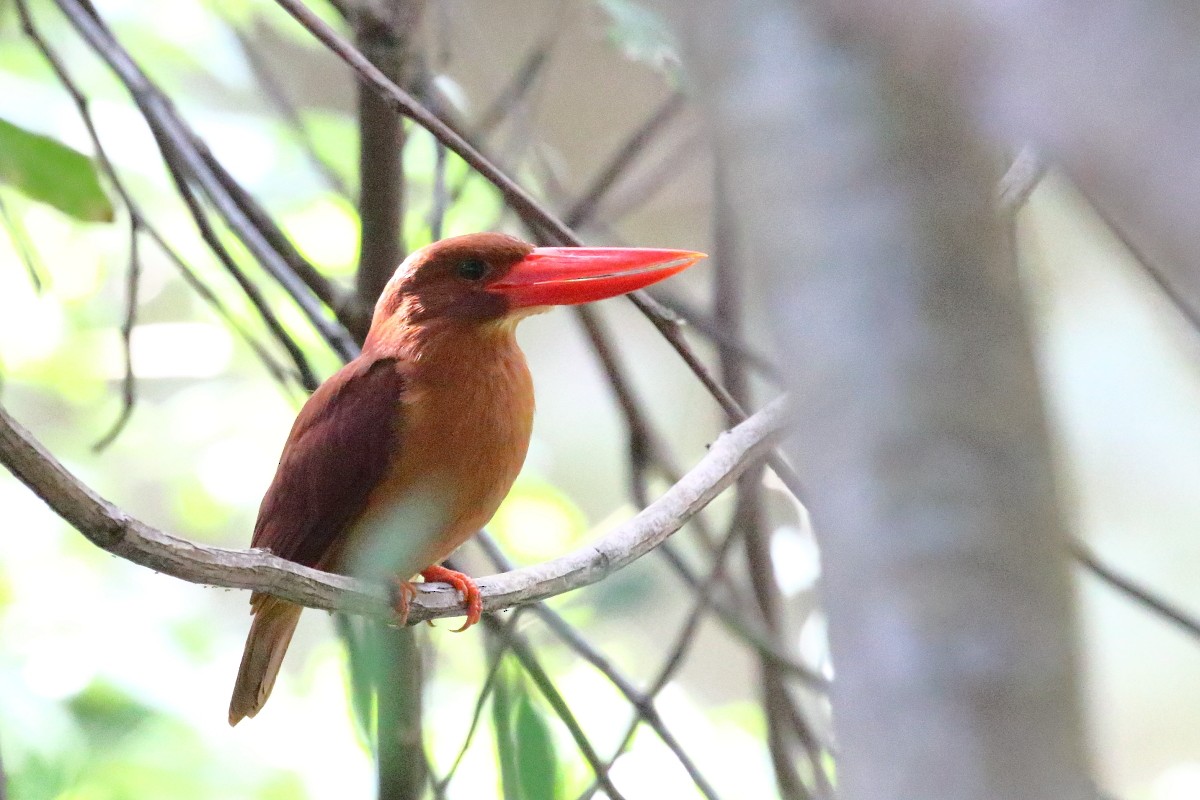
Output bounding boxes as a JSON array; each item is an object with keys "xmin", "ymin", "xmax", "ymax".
[{"xmin": 228, "ymin": 232, "xmax": 704, "ymax": 724}]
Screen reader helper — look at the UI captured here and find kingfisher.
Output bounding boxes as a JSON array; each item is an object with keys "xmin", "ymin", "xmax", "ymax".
[{"xmin": 228, "ymin": 232, "xmax": 704, "ymax": 724}]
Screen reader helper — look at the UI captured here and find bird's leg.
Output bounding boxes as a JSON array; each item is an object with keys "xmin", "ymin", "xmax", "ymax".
[
  {"xmin": 420, "ymin": 565, "xmax": 483, "ymax": 632},
  {"xmin": 388, "ymin": 577, "xmax": 418, "ymax": 626}
]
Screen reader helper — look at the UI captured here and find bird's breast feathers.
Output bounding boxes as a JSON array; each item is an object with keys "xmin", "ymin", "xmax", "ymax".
[{"xmin": 346, "ymin": 331, "xmax": 535, "ymax": 576}]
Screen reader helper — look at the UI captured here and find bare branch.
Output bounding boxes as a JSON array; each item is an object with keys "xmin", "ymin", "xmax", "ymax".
[
  {"xmin": 474, "ymin": 533, "xmax": 723, "ymax": 800},
  {"xmin": 0, "ymin": 396, "xmax": 788, "ymax": 623},
  {"xmin": 220, "ymin": 9, "xmax": 351, "ymax": 197},
  {"xmin": 1071, "ymin": 540, "xmax": 1200, "ymax": 641},
  {"xmin": 432, "ymin": 611, "xmax": 521, "ymax": 793},
  {"xmin": 482, "ymin": 614, "xmax": 628, "ymax": 800},
  {"xmin": 565, "ymin": 91, "xmax": 685, "ymax": 229},
  {"xmin": 92, "ymin": 216, "xmax": 141, "ymax": 452},
  {"xmin": 54, "ymin": 0, "xmax": 360, "ymax": 363},
  {"xmin": 17, "ymin": 0, "xmax": 302, "ymax": 392},
  {"xmin": 712, "ymin": 167, "xmax": 827, "ymax": 800}
]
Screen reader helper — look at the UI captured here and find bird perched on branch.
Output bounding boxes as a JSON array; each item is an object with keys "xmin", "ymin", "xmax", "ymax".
[{"xmin": 228, "ymin": 232, "xmax": 704, "ymax": 724}]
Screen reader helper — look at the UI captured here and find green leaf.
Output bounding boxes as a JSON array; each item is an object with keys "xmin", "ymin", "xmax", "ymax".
[
  {"xmin": 0, "ymin": 117, "xmax": 114, "ymax": 222},
  {"xmin": 492, "ymin": 658, "xmax": 522, "ymax": 800},
  {"xmin": 514, "ymin": 690, "xmax": 559, "ymax": 800}
]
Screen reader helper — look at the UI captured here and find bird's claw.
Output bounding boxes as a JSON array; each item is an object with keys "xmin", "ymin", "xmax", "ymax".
[
  {"xmin": 419, "ymin": 565, "xmax": 482, "ymax": 632},
  {"xmin": 388, "ymin": 577, "xmax": 418, "ymax": 626}
]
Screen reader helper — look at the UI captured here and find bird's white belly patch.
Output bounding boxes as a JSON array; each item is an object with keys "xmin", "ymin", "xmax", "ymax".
[{"xmin": 346, "ymin": 479, "xmax": 453, "ymax": 581}]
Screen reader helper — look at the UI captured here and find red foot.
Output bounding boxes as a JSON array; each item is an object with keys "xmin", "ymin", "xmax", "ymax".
[
  {"xmin": 388, "ymin": 577, "xmax": 418, "ymax": 626},
  {"xmin": 420, "ymin": 565, "xmax": 482, "ymax": 632}
]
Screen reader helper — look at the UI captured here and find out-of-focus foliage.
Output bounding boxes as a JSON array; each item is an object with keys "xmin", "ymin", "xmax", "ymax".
[
  {"xmin": 0, "ymin": 117, "xmax": 113, "ymax": 222},
  {"xmin": 491, "ymin": 658, "xmax": 561, "ymax": 800},
  {"xmin": 0, "ymin": 1, "xmax": 805, "ymax": 798}
]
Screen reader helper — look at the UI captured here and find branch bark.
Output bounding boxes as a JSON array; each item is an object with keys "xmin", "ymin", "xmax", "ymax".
[
  {"xmin": 0, "ymin": 396, "xmax": 787, "ymax": 624},
  {"xmin": 348, "ymin": 4, "xmax": 428, "ymax": 795},
  {"xmin": 354, "ymin": 1, "xmax": 422, "ymax": 322}
]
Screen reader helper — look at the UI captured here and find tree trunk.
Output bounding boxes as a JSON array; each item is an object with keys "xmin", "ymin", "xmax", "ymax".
[{"xmin": 665, "ymin": 2, "xmax": 1094, "ymax": 798}]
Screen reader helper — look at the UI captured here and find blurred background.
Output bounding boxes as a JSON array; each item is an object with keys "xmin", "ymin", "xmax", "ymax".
[{"xmin": 0, "ymin": 0, "xmax": 1197, "ymax": 798}]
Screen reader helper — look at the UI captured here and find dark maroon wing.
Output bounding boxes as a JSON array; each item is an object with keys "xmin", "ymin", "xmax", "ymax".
[{"xmin": 251, "ymin": 356, "xmax": 406, "ymax": 571}]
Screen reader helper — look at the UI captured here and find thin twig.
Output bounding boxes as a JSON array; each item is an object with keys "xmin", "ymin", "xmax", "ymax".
[
  {"xmin": 570, "ymin": 517, "xmax": 746, "ymax": 800},
  {"xmin": 475, "ymin": 38, "xmax": 554, "ymax": 136},
  {"xmin": 653, "ymin": 541, "xmax": 823, "ymax": 685},
  {"xmin": 55, "ymin": 0, "xmax": 360, "ymax": 363},
  {"xmin": 599, "ymin": 129, "xmax": 703, "ymax": 225},
  {"xmin": 273, "ymin": 0, "xmax": 575, "ymax": 242},
  {"xmin": 649, "ymin": 291, "xmax": 781, "ymax": 383},
  {"xmin": 483, "ymin": 614, "xmax": 628, "ymax": 800},
  {"xmin": 220, "ymin": 8, "xmax": 350, "ymax": 197},
  {"xmin": 16, "ymin": 0, "xmax": 300, "ymax": 391},
  {"xmin": 432, "ymin": 611, "xmax": 521, "ymax": 793},
  {"xmin": 474, "ymin": 533, "xmax": 722, "ymax": 800},
  {"xmin": 431, "ymin": 36, "xmax": 555, "ymax": 215},
  {"xmin": 428, "ymin": 141, "xmax": 447, "ymax": 242},
  {"xmin": 713, "ymin": 173, "xmax": 824, "ymax": 800},
  {"xmin": 1071, "ymin": 540, "xmax": 1200, "ymax": 640},
  {"xmin": 93, "ymin": 216, "xmax": 141, "ymax": 451},
  {"xmin": 153, "ymin": 140, "xmax": 322, "ymax": 390},
  {"xmin": 195, "ymin": 145, "xmax": 362, "ymax": 341},
  {"xmin": 0, "ymin": 192, "xmax": 44, "ymax": 292},
  {"xmin": 565, "ymin": 91, "xmax": 685, "ymax": 229}
]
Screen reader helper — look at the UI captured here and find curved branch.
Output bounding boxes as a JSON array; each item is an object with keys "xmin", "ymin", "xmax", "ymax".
[{"xmin": 0, "ymin": 397, "xmax": 789, "ymax": 624}]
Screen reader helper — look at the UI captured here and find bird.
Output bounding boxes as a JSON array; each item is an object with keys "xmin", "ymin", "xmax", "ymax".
[{"xmin": 228, "ymin": 232, "xmax": 705, "ymax": 725}]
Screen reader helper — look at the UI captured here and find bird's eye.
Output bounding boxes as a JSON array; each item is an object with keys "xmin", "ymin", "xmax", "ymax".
[{"xmin": 457, "ymin": 259, "xmax": 488, "ymax": 281}]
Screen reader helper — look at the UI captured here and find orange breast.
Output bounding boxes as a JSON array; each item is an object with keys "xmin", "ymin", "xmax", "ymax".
[{"xmin": 342, "ymin": 323, "xmax": 534, "ymax": 579}]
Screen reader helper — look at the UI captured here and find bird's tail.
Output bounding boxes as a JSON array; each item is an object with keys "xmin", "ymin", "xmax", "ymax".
[{"xmin": 228, "ymin": 596, "xmax": 302, "ymax": 726}]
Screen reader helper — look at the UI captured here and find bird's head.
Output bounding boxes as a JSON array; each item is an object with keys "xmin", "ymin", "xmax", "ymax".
[{"xmin": 367, "ymin": 232, "xmax": 705, "ymax": 344}]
